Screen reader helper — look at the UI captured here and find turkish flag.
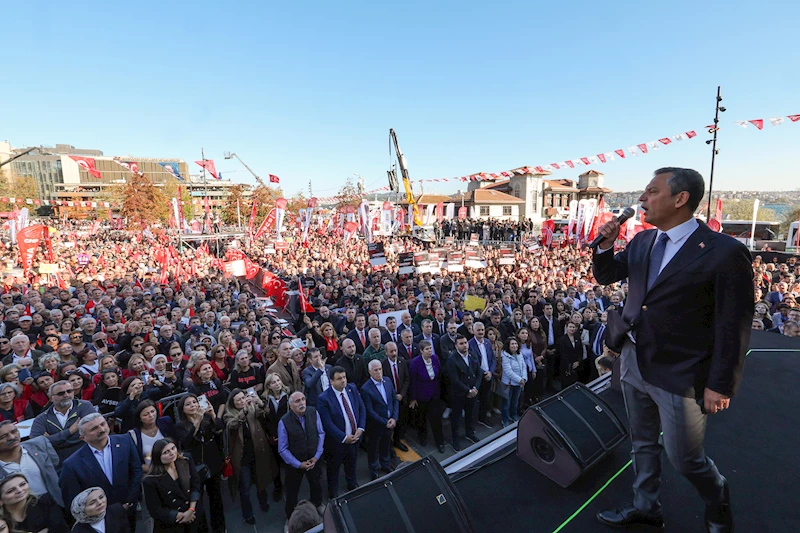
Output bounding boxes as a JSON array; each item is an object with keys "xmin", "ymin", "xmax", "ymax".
[
  {"xmin": 194, "ymin": 159, "xmax": 219, "ymax": 179},
  {"xmin": 269, "ymin": 174, "xmax": 280, "ymax": 183},
  {"xmin": 69, "ymin": 156, "xmax": 102, "ymax": 179}
]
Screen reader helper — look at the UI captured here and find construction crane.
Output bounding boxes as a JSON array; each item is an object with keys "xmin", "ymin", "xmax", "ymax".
[
  {"xmin": 0, "ymin": 147, "xmax": 37, "ymax": 168},
  {"xmin": 389, "ymin": 129, "xmax": 424, "ymax": 226},
  {"xmin": 223, "ymin": 152, "xmax": 266, "ymax": 187}
]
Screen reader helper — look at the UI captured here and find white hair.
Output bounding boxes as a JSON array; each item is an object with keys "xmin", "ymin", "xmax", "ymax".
[{"xmin": 368, "ymin": 359, "xmax": 382, "ymax": 370}]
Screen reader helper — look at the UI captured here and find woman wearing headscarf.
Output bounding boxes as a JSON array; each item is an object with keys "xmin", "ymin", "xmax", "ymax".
[{"xmin": 70, "ymin": 486, "xmax": 130, "ymax": 533}]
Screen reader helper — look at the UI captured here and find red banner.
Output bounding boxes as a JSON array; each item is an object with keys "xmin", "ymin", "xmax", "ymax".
[
  {"xmin": 541, "ymin": 219, "xmax": 555, "ymax": 248},
  {"xmin": 69, "ymin": 156, "xmax": 102, "ymax": 179},
  {"xmin": 253, "ymin": 208, "xmax": 276, "ymax": 242},
  {"xmin": 248, "ymin": 200, "xmax": 258, "ymax": 241},
  {"xmin": 194, "ymin": 159, "xmax": 219, "ymax": 179},
  {"xmin": 458, "ymin": 206, "xmax": 468, "ymax": 220},
  {"xmin": 17, "ymin": 225, "xmax": 50, "ymax": 275}
]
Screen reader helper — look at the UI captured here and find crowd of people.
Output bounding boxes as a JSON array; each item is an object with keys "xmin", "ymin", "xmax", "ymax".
[{"xmin": 0, "ymin": 214, "xmax": 796, "ymax": 532}]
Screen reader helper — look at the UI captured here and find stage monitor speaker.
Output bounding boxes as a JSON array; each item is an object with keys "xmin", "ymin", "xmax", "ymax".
[
  {"xmin": 323, "ymin": 457, "xmax": 475, "ymax": 533},
  {"xmin": 517, "ymin": 382, "xmax": 627, "ymax": 488}
]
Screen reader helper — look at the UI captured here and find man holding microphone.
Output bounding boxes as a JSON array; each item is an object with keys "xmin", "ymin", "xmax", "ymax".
[{"xmin": 592, "ymin": 168, "xmax": 752, "ymax": 533}]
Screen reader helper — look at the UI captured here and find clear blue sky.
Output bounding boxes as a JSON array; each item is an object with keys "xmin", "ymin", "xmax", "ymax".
[{"xmin": 2, "ymin": 0, "xmax": 798, "ymax": 195}]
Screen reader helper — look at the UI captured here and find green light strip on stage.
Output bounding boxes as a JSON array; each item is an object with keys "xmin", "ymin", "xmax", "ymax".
[{"xmin": 550, "ymin": 459, "xmax": 632, "ymax": 533}]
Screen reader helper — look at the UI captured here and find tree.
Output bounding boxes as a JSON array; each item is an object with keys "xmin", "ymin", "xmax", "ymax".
[
  {"xmin": 781, "ymin": 205, "xmax": 800, "ymax": 237},
  {"xmin": 0, "ymin": 172, "xmax": 38, "ymax": 212},
  {"xmin": 121, "ymin": 173, "xmax": 168, "ymax": 223},
  {"xmin": 286, "ymin": 191, "xmax": 308, "ymax": 213},
  {"xmin": 722, "ymin": 199, "xmax": 777, "ymax": 222},
  {"xmin": 220, "ymin": 184, "xmax": 250, "ymax": 225},
  {"xmin": 333, "ymin": 176, "xmax": 362, "ymax": 211},
  {"xmin": 162, "ymin": 177, "xmax": 194, "ymax": 221}
]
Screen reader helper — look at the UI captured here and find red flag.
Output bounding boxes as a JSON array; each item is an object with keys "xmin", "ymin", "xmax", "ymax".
[
  {"xmin": 69, "ymin": 156, "xmax": 102, "ymax": 179},
  {"xmin": 686, "ymin": 131, "xmax": 697, "ymax": 138},
  {"xmin": 748, "ymin": 119, "xmax": 764, "ymax": 130},
  {"xmin": 580, "ymin": 157, "xmax": 590, "ymax": 166},
  {"xmin": 541, "ymin": 219, "xmax": 555, "ymax": 248},
  {"xmin": 658, "ymin": 138, "xmax": 672, "ymax": 145},
  {"xmin": 269, "ymin": 174, "xmax": 280, "ymax": 183},
  {"xmin": 637, "ymin": 144, "xmax": 648, "ymax": 154},
  {"xmin": 254, "ymin": 208, "xmax": 276, "ymax": 241},
  {"xmin": 597, "ymin": 154, "xmax": 606, "ymax": 163},
  {"xmin": 435, "ymin": 202, "xmax": 444, "ymax": 223},
  {"xmin": 551, "ymin": 163, "xmax": 560, "ymax": 170},
  {"xmin": 298, "ymin": 289, "xmax": 315, "ymax": 314},
  {"xmin": 458, "ymin": 206, "xmax": 467, "ymax": 220},
  {"xmin": 194, "ymin": 160, "xmax": 219, "ymax": 179},
  {"xmin": 787, "ymin": 114, "xmax": 800, "ymax": 123},
  {"xmin": 565, "ymin": 161, "xmax": 574, "ymax": 169},
  {"xmin": 614, "ymin": 149, "xmax": 626, "ymax": 159}
]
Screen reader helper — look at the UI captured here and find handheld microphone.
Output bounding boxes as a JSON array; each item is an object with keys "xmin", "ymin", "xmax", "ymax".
[{"xmin": 589, "ymin": 207, "xmax": 636, "ymax": 249}]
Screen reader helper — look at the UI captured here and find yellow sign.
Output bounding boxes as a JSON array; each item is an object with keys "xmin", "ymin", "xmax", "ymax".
[
  {"xmin": 38, "ymin": 263, "xmax": 59, "ymax": 274},
  {"xmin": 464, "ymin": 295, "xmax": 487, "ymax": 312}
]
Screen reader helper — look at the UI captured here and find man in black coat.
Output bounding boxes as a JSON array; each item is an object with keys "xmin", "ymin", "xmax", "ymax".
[
  {"xmin": 593, "ymin": 167, "xmax": 752, "ymax": 533},
  {"xmin": 335, "ymin": 338, "xmax": 368, "ymax": 388},
  {"xmin": 446, "ymin": 335, "xmax": 481, "ymax": 452}
]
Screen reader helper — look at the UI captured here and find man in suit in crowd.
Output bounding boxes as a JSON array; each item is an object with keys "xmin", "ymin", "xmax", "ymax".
[
  {"xmin": 538, "ymin": 303, "xmax": 564, "ymax": 391},
  {"xmin": 396, "ymin": 312, "xmax": 421, "ymax": 337},
  {"xmin": 336, "ymin": 338, "xmax": 368, "ymax": 388},
  {"xmin": 593, "ymin": 167, "xmax": 752, "ymax": 533},
  {"xmin": 457, "ymin": 313, "xmax": 475, "ymax": 341},
  {"xmin": 468, "ymin": 322, "xmax": 495, "ymax": 428},
  {"xmin": 382, "ymin": 342, "xmax": 410, "ymax": 452},
  {"xmin": 278, "ymin": 391, "xmax": 325, "ymax": 521},
  {"xmin": 438, "ymin": 321, "xmax": 459, "ymax": 363},
  {"xmin": 60, "ymin": 413, "xmax": 143, "ymax": 531},
  {"xmin": 317, "ymin": 366, "xmax": 366, "ymax": 498},
  {"xmin": 398, "ymin": 329, "xmax": 419, "ymax": 361},
  {"xmin": 345, "ymin": 314, "xmax": 369, "ymax": 355},
  {"xmin": 447, "ymin": 335, "xmax": 481, "ymax": 452},
  {"xmin": 414, "ymin": 319, "xmax": 441, "ymax": 358},
  {"xmin": 360, "ymin": 360, "xmax": 399, "ymax": 481},
  {"xmin": 301, "ymin": 347, "xmax": 332, "ymax": 407},
  {"xmin": 431, "ymin": 308, "xmax": 449, "ymax": 337},
  {"xmin": 0, "ymin": 421, "xmax": 64, "ymax": 507},
  {"xmin": 381, "ymin": 316, "xmax": 401, "ymax": 345}
]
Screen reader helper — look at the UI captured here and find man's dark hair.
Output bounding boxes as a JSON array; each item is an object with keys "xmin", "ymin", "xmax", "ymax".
[
  {"xmin": 455, "ymin": 334, "xmax": 467, "ymax": 342},
  {"xmin": 655, "ymin": 167, "xmax": 705, "ymax": 212},
  {"xmin": 287, "ymin": 500, "xmax": 322, "ymax": 533},
  {"xmin": 329, "ymin": 365, "xmax": 347, "ymax": 380}
]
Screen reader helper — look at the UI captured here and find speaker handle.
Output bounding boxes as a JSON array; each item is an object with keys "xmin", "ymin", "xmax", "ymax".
[{"xmin": 544, "ymin": 426, "xmax": 565, "ymax": 451}]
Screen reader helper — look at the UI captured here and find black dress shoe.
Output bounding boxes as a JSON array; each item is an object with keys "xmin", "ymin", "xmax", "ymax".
[
  {"xmin": 273, "ymin": 485, "xmax": 282, "ymax": 502},
  {"xmin": 347, "ymin": 483, "xmax": 359, "ymax": 491},
  {"xmin": 465, "ymin": 432, "xmax": 478, "ymax": 444},
  {"xmin": 705, "ymin": 477, "xmax": 733, "ymax": 533},
  {"xmin": 380, "ymin": 465, "xmax": 396, "ymax": 474},
  {"xmin": 437, "ymin": 444, "xmax": 446, "ymax": 453},
  {"xmin": 597, "ymin": 505, "xmax": 664, "ymax": 529},
  {"xmin": 244, "ymin": 516, "xmax": 256, "ymax": 525},
  {"xmin": 370, "ymin": 472, "xmax": 380, "ymax": 481},
  {"xmin": 452, "ymin": 439, "xmax": 462, "ymax": 452},
  {"xmin": 394, "ymin": 441, "xmax": 409, "ymax": 452}
]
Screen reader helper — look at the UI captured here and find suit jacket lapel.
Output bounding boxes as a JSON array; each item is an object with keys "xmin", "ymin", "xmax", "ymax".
[
  {"xmin": 638, "ymin": 230, "xmax": 658, "ymax": 296},
  {"xmin": 80, "ymin": 446, "xmax": 110, "ymax": 489},
  {"xmin": 649, "ymin": 226, "xmax": 715, "ymax": 293}
]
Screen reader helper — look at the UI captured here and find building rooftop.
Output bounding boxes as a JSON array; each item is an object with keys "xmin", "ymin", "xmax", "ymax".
[{"xmin": 464, "ymin": 189, "xmax": 525, "ymax": 204}]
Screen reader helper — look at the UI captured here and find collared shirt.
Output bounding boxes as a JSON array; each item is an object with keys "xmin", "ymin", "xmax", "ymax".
[
  {"xmin": 90, "ymin": 440, "xmax": 114, "ymax": 483},
  {"xmin": 277, "ymin": 411, "xmax": 326, "ymax": 469},
  {"xmin": 319, "ymin": 367, "xmax": 330, "ymax": 392},
  {"xmin": 476, "ymin": 339, "xmax": 489, "ymax": 372},
  {"xmin": 546, "ymin": 317, "xmax": 555, "ymax": 345},
  {"xmin": 387, "ymin": 330, "xmax": 398, "ymax": 343},
  {"xmin": 92, "ymin": 521, "xmax": 106, "ymax": 533},
  {"xmin": 336, "ymin": 389, "xmax": 354, "ymax": 440},
  {"xmin": 651, "ymin": 217, "xmax": 699, "ymax": 275},
  {"xmin": 423, "ymin": 335, "xmax": 436, "ymax": 355},
  {"xmin": 0, "ymin": 447, "xmax": 47, "ymax": 496},
  {"xmin": 54, "ymin": 405, "xmax": 75, "ymax": 429},
  {"xmin": 371, "ymin": 378, "xmax": 388, "ymax": 405}
]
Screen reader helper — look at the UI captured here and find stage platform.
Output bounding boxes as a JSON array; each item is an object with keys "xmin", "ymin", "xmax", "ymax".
[{"xmin": 452, "ymin": 331, "xmax": 800, "ymax": 533}]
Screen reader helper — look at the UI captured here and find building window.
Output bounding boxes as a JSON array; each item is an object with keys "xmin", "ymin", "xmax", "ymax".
[
  {"xmin": 502, "ymin": 205, "xmax": 512, "ymax": 216},
  {"xmin": 480, "ymin": 205, "xmax": 489, "ymax": 216},
  {"xmin": 512, "ymin": 184, "xmax": 520, "ymax": 198}
]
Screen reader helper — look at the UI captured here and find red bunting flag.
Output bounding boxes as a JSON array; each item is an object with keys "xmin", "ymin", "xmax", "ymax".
[
  {"xmin": 788, "ymin": 114, "xmax": 800, "ymax": 123},
  {"xmin": 597, "ymin": 154, "xmax": 606, "ymax": 163},
  {"xmin": 748, "ymin": 119, "xmax": 764, "ymax": 130},
  {"xmin": 580, "ymin": 157, "xmax": 590, "ymax": 165},
  {"xmin": 614, "ymin": 149, "xmax": 626, "ymax": 159},
  {"xmin": 565, "ymin": 161, "xmax": 574, "ymax": 169},
  {"xmin": 686, "ymin": 131, "xmax": 697, "ymax": 138},
  {"xmin": 637, "ymin": 144, "xmax": 648, "ymax": 154},
  {"xmin": 550, "ymin": 163, "xmax": 560, "ymax": 170},
  {"xmin": 658, "ymin": 138, "xmax": 672, "ymax": 145},
  {"xmin": 69, "ymin": 156, "xmax": 102, "ymax": 179}
]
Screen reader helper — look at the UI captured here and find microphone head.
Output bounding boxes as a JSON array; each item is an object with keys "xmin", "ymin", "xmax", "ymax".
[{"xmin": 619, "ymin": 207, "xmax": 636, "ymax": 223}]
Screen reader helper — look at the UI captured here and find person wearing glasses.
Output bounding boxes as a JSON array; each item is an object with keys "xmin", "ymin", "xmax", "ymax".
[
  {"xmin": 0, "ymin": 420, "xmax": 64, "ymax": 507},
  {"xmin": 29, "ymin": 379, "xmax": 96, "ymax": 463}
]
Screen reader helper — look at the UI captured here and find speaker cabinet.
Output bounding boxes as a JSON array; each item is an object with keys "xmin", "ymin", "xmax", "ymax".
[
  {"xmin": 517, "ymin": 383, "xmax": 627, "ymax": 488},
  {"xmin": 323, "ymin": 457, "xmax": 475, "ymax": 533}
]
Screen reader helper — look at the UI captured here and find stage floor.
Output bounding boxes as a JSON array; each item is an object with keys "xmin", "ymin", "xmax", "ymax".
[{"xmin": 454, "ymin": 331, "xmax": 800, "ymax": 533}]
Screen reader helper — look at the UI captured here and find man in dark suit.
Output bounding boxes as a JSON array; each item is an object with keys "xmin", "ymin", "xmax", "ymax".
[
  {"xmin": 468, "ymin": 322, "xmax": 496, "ymax": 428},
  {"xmin": 59, "ymin": 412, "xmax": 143, "ymax": 531},
  {"xmin": 439, "ymin": 321, "xmax": 459, "ymax": 362},
  {"xmin": 538, "ymin": 304, "xmax": 564, "ymax": 391},
  {"xmin": 317, "ymin": 366, "xmax": 367, "ymax": 498},
  {"xmin": 446, "ymin": 335, "xmax": 481, "ymax": 452},
  {"xmin": 398, "ymin": 329, "xmax": 419, "ymax": 361},
  {"xmin": 431, "ymin": 309, "xmax": 449, "ymax": 337},
  {"xmin": 382, "ymin": 342, "xmax": 410, "ymax": 452},
  {"xmin": 414, "ymin": 319, "xmax": 441, "ymax": 358},
  {"xmin": 381, "ymin": 316, "xmax": 401, "ymax": 345},
  {"xmin": 345, "ymin": 314, "xmax": 369, "ymax": 355},
  {"xmin": 301, "ymin": 347, "xmax": 332, "ymax": 407},
  {"xmin": 593, "ymin": 167, "xmax": 752, "ymax": 533},
  {"xmin": 335, "ymin": 338, "xmax": 368, "ymax": 388},
  {"xmin": 360, "ymin": 360, "xmax": 400, "ymax": 480},
  {"xmin": 396, "ymin": 312, "xmax": 420, "ymax": 337}
]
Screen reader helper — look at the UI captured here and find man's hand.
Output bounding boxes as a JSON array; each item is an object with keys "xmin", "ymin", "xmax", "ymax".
[
  {"xmin": 596, "ymin": 218, "xmax": 621, "ymax": 250},
  {"xmin": 468, "ymin": 388, "xmax": 478, "ymax": 398},
  {"xmin": 354, "ymin": 428, "xmax": 364, "ymax": 440},
  {"xmin": 483, "ymin": 371, "xmax": 492, "ymax": 381},
  {"xmin": 703, "ymin": 388, "xmax": 730, "ymax": 414},
  {"xmin": 386, "ymin": 418, "xmax": 396, "ymax": 429},
  {"xmin": 344, "ymin": 435, "xmax": 356, "ymax": 444},
  {"xmin": 69, "ymin": 418, "xmax": 81, "ymax": 435}
]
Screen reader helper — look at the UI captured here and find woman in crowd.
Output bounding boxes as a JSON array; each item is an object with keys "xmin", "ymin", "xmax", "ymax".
[
  {"xmin": 142, "ymin": 342, "xmax": 160, "ymax": 370},
  {"xmin": 151, "ymin": 354, "xmax": 179, "ymax": 391},
  {"xmin": 125, "ymin": 354, "xmax": 149, "ymax": 380},
  {"xmin": 557, "ymin": 322, "xmax": 583, "ymax": 389},
  {"xmin": 262, "ymin": 372, "xmax": 289, "ymax": 500},
  {"xmin": 500, "ymin": 337, "xmax": 526, "ymax": 427},
  {"xmin": 224, "ymin": 388, "xmax": 277, "ymax": 525},
  {"xmin": 92, "ymin": 369, "xmax": 122, "ymax": 413},
  {"xmin": 516, "ymin": 327, "xmax": 537, "ymax": 411},
  {"xmin": 130, "ymin": 399, "xmax": 178, "ymax": 473},
  {"xmin": 189, "ymin": 362, "xmax": 227, "ymax": 417},
  {"xmin": 408, "ymin": 339, "xmax": 445, "ymax": 453},
  {"xmin": 228, "ymin": 350, "xmax": 264, "ymax": 393},
  {"xmin": 0, "ymin": 383, "xmax": 26, "ymax": 423},
  {"xmin": 175, "ymin": 394, "xmax": 226, "ymax": 533},
  {"xmin": 115, "ymin": 374, "xmax": 168, "ymax": 432},
  {"xmin": 76, "ymin": 348, "xmax": 100, "ymax": 377},
  {"xmin": 67, "ymin": 370, "xmax": 95, "ymax": 401},
  {"xmin": 142, "ymin": 438, "xmax": 202, "ymax": 533},
  {"xmin": 70, "ymin": 487, "xmax": 130, "ymax": 533},
  {"xmin": 217, "ymin": 330, "xmax": 237, "ymax": 362},
  {"xmin": 182, "ymin": 351, "xmax": 208, "ymax": 390},
  {"xmin": 0, "ymin": 472, "xmax": 68, "ymax": 533},
  {"xmin": 208, "ymin": 345, "xmax": 230, "ymax": 382},
  {"xmin": 39, "ymin": 353, "xmax": 61, "ymax": 377},
  {"xmin": 754, "ymin": 301, "xmax": 773, "ymax": 330},
  {"xmin": 309, "ymin": 322, "xmax": 338, "ymax": 359},
  {"xmin": 485, "ymin": 326, "xmax": 504, "ymax": 413},
  {"xmin": 290, "ymin": 348, "xmax": 306, "ymax": 373}
]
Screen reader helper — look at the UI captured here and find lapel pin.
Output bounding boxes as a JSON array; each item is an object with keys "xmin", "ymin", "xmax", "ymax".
[
  {"xmin": 699, "ymin": 242, "xmax": 705, "ymax": 249},
  {"xmin": 115, "ymin": 444, "xmax": 120, "ymax": 447}
]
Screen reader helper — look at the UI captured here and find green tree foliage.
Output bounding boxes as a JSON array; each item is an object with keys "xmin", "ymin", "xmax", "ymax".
[
  {"xmin": 121, "ymin": 173, "xmax": 168, "ymax": 223},
  {"xmin": 334, "ymin": 176, "xmax": 362, "ymax": 211},
  {"xmin": 722, "ymin": 199, "xmax": 777, "ymax": 222},
  {"xmin": 781, "ymin": 205, "xmax": 800, "ymax": 236},
  {"xmin": 0, "ymin": 172, "xmax": 38, "ymax": 212},
  {"xmin": 220, "ymin": 183, "xmax": 250, "ymax": 225}
]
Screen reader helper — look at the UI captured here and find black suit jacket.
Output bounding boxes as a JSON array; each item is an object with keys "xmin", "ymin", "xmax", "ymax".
[
  {"xmin": 381, "ymin": 329, "xmax": 401, "ymax": 345},
  {"xmin": 414, "ymin": 333, "xmax": 441, "ymax": 357},
  {"xmin": 446, "ymin": 351, "xmax": 482, "ymax": 399},
  {"xmin": 345, "ymin": 328, "xmax": 369, "ymax": 354},
  {"xmin": 336, "ymin": 353, "xmax": 368, "ymax": 388},
  {"xmin": 592, "ymin": 221, "xmax": 753, "ymax": 398},
  {"xmin": 72, "ymin": 503, "xmax": 130, "ymax": 533},
  {"xmin": 439, "ymin": 334, "xmax": 458, "ymax": 362},
  {"xmin": 382, "ymin": 357, "xmax": 410, "ymax": 400},
  {"xmin": 538, "ymin": 315, "xmax": 564, "ymax": 347},
  {"xmin": 431, "ymin": 321, "xmax": 449, "ymax": 336},
  {"xmin": 397, "ymin": 342, "xmax": 420, "ymax": 361}
]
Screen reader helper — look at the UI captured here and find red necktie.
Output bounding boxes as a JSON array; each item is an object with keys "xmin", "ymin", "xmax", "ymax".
[
  {"xmin": 359, "ymin": 330, "xmax": 366, "ymax": 348},
  {"xmin": 392, "ymin": 363, "xmax": 399, "ymax": 391},
  {"xmin": 340, "ymin": 391, "xmax": 357, "ymax": 435}
]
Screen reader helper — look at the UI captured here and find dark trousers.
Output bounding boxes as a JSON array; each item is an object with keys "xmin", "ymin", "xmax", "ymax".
[
  {"xmin": 414, "ymin": 397, "xmax": 444, "ymax": 446},
  {"xmin": 197, "ymin": 474, "xmax": 226, "ymax": 533},
  {"xmin": 477, "ymin": 376, "xmax": 492, "ymax": 420},
  {"xmin": 545, "ymin": 348, "xmax": 558, "ymax": 390},
  {"xmin": 284, "ymin": 464, "xmax": 322, "ymax": 519},
  {"xmin": 238, "ymin": 459, "xmax": 270, "ymax": 520},
  {"xmin": 449, "ymin": 394, "xmax": 476, "ymax": 443},
  {"xmin": 620, "ymin": 341, "xmax": 727, "ymax": 515},
  {"xmin": 392, "ymin": 402, "xmax": 408, "ymax": 444},
  {"xmin": 269, "ymin": 443, "xmax": 283, "ymax": 491},
  {"xmin": 326, "ymin": 442, "xmax": 359, "ymax": 498},
  {"xmin": 366, "ymin": 425, "xmax": 392, "ymax": 474}
]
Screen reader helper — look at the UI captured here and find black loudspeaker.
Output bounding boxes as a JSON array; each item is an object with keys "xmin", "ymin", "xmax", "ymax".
[
  {"xmin": 323, "ymin": 457, "xmax": 475, "ymax": 533},
  {"xmin": 517, "ymin": 383, "xmax": 627, "ymax": 488}
]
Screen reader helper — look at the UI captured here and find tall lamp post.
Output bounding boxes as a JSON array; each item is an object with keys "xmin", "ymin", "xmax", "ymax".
[{"xmin": 705, "ymin": 86, "xmax": 726, "ymax": 221}]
